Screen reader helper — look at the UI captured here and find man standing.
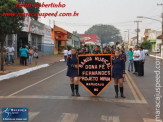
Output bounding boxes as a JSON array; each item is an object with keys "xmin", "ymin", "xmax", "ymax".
[
  {"xmin": 7, "ymin": 45, "xmax": 15, "ymax": 65},
  {"xmin": 133, "ymin": 45, "xmax": 140, "ymax": 75},
  {"xmin": 138, "ymin": 47, "xmax": 146, "ymax": 76}
]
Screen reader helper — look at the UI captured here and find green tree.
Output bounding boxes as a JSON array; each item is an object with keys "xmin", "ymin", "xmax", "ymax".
[
  {"xmin": 18, "ymin": 0, "xmax": 40, "ymax": 20},
  {"xmin": 140, "ymin": 41, "xmax": 151, "ymax": 49},
  {"xmin": 85, "ymin": 24, "xmax": 122, "ymax": 43},
  {"xmin": 0, "ymin": 0, "xmax": 24, "ymax": 71}
]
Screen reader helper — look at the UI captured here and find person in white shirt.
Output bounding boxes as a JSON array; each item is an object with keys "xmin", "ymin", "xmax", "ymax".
[
  {"xmin": 63, "ymin": 48, "xmax": 68, "ymax": 62},
  {"xmin": 7, "ymin": 45, "xmax": 15, "ymax": 65},
  {"xmin": 68, "ymin": 48, "xmax": 72, "ymax": 57},
  {"xmin": 133, "ymin": 45, "xmax": 140, "ymax": 74},
  {"xmin": 138, "ymin": 47, "xmax": 146, "ymax": 76}
]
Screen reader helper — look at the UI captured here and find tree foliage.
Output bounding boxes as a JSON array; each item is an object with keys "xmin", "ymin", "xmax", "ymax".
[
  {"xmin": 0, "ymin": 0, "xmax": 24, "ymax": 35},
  {"xmin": 18, "ymin": 0, "xmax": 40, "ymax": 20},
  {"xmin": 0, "ymin": 0, "xmax": 24, "ymax": 71},
  {"xmin": 85, "ymin": 24, "xmax": 122, "ymax": 43},
  {"xmin": 140, "ymin": 41, "xmax": 151, "ymax": 49}
]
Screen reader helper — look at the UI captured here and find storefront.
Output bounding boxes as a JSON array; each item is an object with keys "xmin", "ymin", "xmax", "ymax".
[
  {"xmin": 149, "ymin": 40, "xmax": 156, "ymax": 52},
  {"xmin": 42, "ymin": 25, "xmax": 54, "ymax": 56},
  {"xmin": 52, "ymin": 25, "xmax": 69, "ymax": 54}
]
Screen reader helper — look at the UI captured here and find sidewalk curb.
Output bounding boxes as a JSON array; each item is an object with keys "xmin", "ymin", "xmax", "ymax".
[
  {"xmin": 0, "ymin": 64, "xmax": 49, "ymax": 82},
  {"xmin": 149, "ymin": 55, "xmax": 163, "ymax": 59}
]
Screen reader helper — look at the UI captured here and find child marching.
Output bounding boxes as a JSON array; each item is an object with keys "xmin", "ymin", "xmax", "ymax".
[
  {"xmin": 112, "ymin": 50, "xmax": 126, "ymax": 98},
  {"xmin": 67, "ymin": 48, "xmax": 80, "ymax": 97}
]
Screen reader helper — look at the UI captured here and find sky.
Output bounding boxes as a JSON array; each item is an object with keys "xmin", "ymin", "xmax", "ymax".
[{"xmin": 38, "ymin": 0, "xmax": 163, "ymax": 41}]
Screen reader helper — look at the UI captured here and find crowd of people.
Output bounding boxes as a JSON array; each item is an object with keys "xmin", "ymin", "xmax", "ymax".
[
  {"xmin": 65, "ymin": 44, "xmax": 146, "ymax": 98},
  {"xmin": 3, "ymin": 45, "xmax": 39, "ymax": 66}
]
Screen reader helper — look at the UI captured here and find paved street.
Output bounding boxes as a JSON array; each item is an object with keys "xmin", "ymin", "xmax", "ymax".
[{"xmin": 0, "ymin": 56, "xmax": 162, "ymax": 122}]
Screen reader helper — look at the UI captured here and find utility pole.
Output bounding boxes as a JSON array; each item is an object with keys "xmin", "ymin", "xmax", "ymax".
[
  {"xmin": 127, "ymin": 29, "xmax": 130, "ymax": 44},
  {"xmin": 134, "ymin": 21, "xmax": 142, "ymax": 45},
  {"xmin": 124, "ymin": 29, "xmax": 130, "ymax": 46},
  {"xmin": 157, "ymin": 3, "xmax": 163, "ymax": 45}
]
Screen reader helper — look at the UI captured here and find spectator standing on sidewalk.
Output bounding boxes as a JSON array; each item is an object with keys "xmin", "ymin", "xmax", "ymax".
[
  {"xmin": 4, "ymin": 48, "xmax": 8, "ymax": 65},
  {"xmin": 33, "ymin": 49, "xmax": 39, "ymax": 66},
  {"xmin": 7, "ymin": 45, "xmax": 15, "ymax": 65},
  {"xmin": 128, "ymin": 48, "xmax": 134, "ymax": 72},
  {"xmin": 67, "ymin": 48, "xmax": 80, "ymax": 97},
  {"xmin": 20, "ymin": 45, "xmax": 28, "ymax": 66},
  {"xmin": 138, "ymin": 47, "xmax": 146, "ymax": 76},
  {"xmin": 112, "ymin": 50, "xmax": 126, "ymax": 98},
  {"xmin": 63, "ymin": 48, "xmax": 68, "ymax": 62},
  {"xmin": 28, "ymin": 46, "xmax": 34, "ymax": 64},
  {"xmin": 133, "ymin": 45, "xmax": 140, "ymax": 75},
  {"xmin": 19, "ymin": 47, "xmax": 23, "ymax": 64}
]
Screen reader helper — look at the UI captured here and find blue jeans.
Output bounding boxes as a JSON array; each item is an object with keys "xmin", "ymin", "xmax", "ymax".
[
  {"xmin": 128, "ymin": 59, "xmax": 133, "ymax": 71},
  {"xmin": 8, "ymin": 55, "xmax": 14, "ymax": 64},
  {"xmin": 29, "ymin": 55, "xmax": 33, "ymax": 64}
]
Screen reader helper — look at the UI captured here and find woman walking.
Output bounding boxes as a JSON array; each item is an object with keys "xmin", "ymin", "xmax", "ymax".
[
  {"xmin": 67, "ymin": 48, "xmax": 80, "ymax": 96},
  {"xmin": 128, "ymin": 48, "xmax": 134, "ymax": 72},
  {"xmin": 112, "ymin": 50, "xmax": 126, "ymax": 98}
]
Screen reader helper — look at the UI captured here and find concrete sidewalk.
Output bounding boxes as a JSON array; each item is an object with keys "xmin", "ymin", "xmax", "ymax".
[{"xmin": 0, "ymin": 54, "xmax": 64, "ymax": 75}]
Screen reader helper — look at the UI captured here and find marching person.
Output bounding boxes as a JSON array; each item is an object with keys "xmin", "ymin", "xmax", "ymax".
[
  {"xmin": 120, "ymin": 49, "xmax": 126, "ymax": 82},
  {"xmin": 84, "ymin": 46, "xmax": 90, "ymax": 54},
  {"xmin": 128, "ymin": 48, "xmax": 134, "ymax": 72},
  {"xmin": 112, "ymin": 50, "xmax": 126, "ymax": 98},
  {"xmin": 138, "ymin": 47, "xmax": 146, "ymax": 76},
  {"xmin": 78, "ymin": 48, "xmax": 84, "ymax": 55},
  {"xmin": 93, "ymin": 45, "xmax": 101, "ymax": 54},
  {"xmin": 103, "ymin": 48, "xmax": 108, "ymax": 54},
  {"xmin": 67, "ymin": 48, "xmax": 80, "ymax": 97},
  {"xmin": 133, "ymin": 45, "xmax": 140, "ymax": 75}
]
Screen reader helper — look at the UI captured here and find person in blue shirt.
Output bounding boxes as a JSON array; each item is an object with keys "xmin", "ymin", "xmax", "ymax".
[
  {"xmin": 67, "ymin": 48, "xmax": 80, "ymax": 96},
  {"xmin": 19, "ymin": 45, "xmax": 28, "ymax": 66},
  {"xmin": 112, "ymin": 50, "xmax": 126, "ymax": 98},
  {"xmin": 128, "ymin": 48, "xmax": 134, "ymax": 72}
]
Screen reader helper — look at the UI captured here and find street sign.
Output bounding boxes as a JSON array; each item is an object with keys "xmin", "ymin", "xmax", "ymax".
[{"xmin": 78, "ymin": 54, "xmax": 112, "ymax": 96}]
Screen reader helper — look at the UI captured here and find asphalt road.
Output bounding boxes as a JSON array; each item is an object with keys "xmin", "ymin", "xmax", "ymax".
[{"xmin": 0, "ymin": 56, "xmax": 162, "ymax": 122}]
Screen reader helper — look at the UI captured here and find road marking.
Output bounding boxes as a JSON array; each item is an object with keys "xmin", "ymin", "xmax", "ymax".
[
  {"xmin": 126, "ymin": 71, "xmax": 147, "ymax": 104},
  {"xmin": 125, "ymin": 74, "xmax": 139, "ymax": 101},
  {"xmin": 143, "ymin": 118, "xmax": 162, "ymax": 122},
  {"xmin": 57, "ymin": 113, "xmax": 78, "ymax": 122},
  {"xmin": 0, "ymin": 95, "xmax": 147, "ymax": 104},
  {"xmin": 0, "ymin": 112, "xmax": 39, "ymax": 122},
  {"xmin": 7, "ymin": 68, "xmax": 67, "ymax": 97},
  {"xmin": 101, "ymin": 115, "xmax": 120, "ymax": 122}
]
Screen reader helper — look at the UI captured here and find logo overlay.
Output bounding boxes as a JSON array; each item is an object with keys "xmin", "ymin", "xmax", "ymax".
[
  {"xmin": 1, "ymin": 108, "xmax": 28, "ymax": 121},
  {"xmin": 78, "ymin": 54, "xmax": 112, "ymax": 96}
]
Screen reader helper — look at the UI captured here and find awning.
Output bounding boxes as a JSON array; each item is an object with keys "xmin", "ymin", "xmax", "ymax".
[
  {"xmin": 149, "ymin": 40, "xmax": 156, "ymax": 43},
  {"xmin": 55, "ymin": 31, "xmax": 67, "ymax": 35},
  {"xmin": 56, "ymin": 37, "xmax": 67, "ymax": 41}
]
